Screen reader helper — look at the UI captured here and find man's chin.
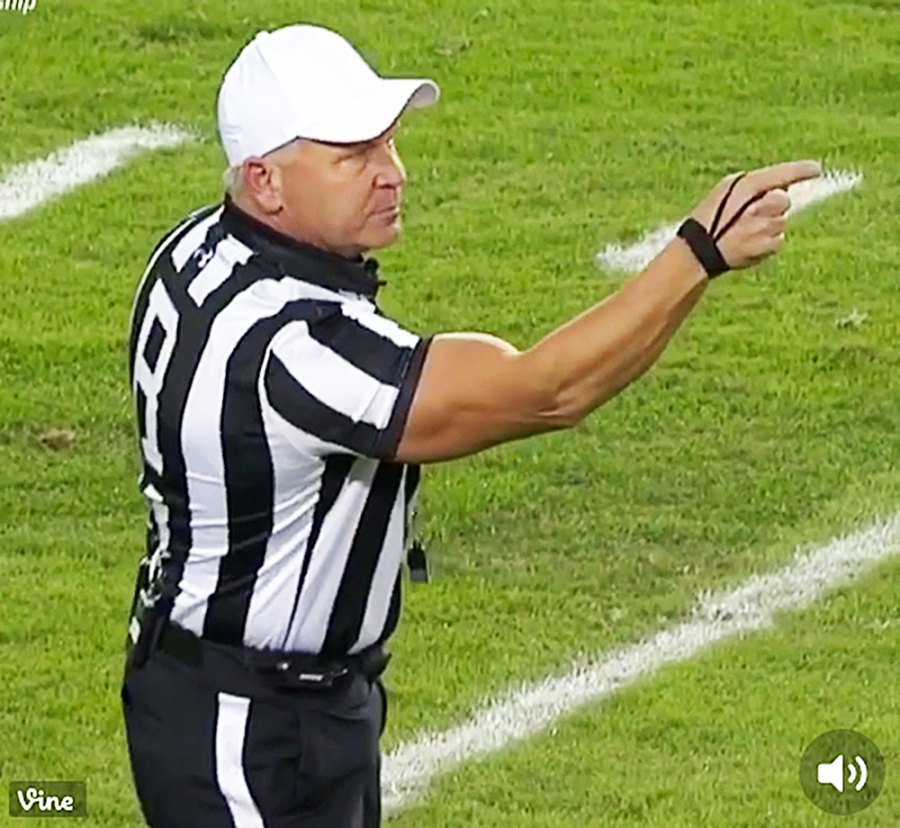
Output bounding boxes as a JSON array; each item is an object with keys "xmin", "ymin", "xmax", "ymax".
[{"xmin": 362, "ymin": 220, "xmax": 402, "ymax": 251}]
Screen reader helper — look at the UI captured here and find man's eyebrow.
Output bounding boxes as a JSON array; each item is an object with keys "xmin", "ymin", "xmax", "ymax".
[
  {"xmin": 325, "ymin": 140, "xmax": 367, "ymax": 156},
  {"xmin": 327, "ymin": 125, "xmax": 401, "ymax": 155}
]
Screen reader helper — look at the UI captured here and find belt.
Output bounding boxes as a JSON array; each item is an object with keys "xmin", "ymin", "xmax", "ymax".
[{"xmin": 153, "ymin": 621, "xmax": 391, "ymax": 691}]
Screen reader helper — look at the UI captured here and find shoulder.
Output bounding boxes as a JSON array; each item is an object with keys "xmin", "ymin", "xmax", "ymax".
[{"xmin": 145, "ymin": 203, "xmax": 224, "ymax": 273}]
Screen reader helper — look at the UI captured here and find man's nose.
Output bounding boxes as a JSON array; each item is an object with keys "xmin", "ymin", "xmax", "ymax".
[{"xmin": 374, "ymin": 145, "xmax": 406, "ymax": 188}]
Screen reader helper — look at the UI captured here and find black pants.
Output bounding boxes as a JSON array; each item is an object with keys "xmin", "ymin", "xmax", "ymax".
[{"xmin": 122, "ymin": 645, "xmax": 386, "ymax": 827}]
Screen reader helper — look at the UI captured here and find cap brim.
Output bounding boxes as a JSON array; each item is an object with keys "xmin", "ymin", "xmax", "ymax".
[{"xmin": 301, "ymin": 77, "xmax": 440, "ymax": 145}]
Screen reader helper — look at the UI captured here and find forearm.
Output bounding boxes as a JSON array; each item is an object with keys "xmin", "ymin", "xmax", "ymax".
[
  {"xmin": 522, "ymin": 237, "xmax": 707, "ymax": 424},
  {"xmin": 395, "ymin": 160, "xmax": 816, "ymax": 463}
]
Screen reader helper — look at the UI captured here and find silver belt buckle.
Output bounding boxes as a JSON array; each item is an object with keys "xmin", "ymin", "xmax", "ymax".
[{"xmin": 274, "ymin": 660, "xmax": 348, "ymax": 689}]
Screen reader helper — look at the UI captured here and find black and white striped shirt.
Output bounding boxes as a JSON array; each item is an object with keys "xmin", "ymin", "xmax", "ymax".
[{"xmin": 127, "ymin": 199, "xmax": 430, "ymax": 657}]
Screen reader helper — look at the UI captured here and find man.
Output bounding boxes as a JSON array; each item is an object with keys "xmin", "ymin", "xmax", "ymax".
[{"xmin": 121, "ymin": 21, "xmax": 820, "ymax": 828}]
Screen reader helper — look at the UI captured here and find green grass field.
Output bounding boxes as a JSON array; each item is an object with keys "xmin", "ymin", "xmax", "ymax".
[{"xmin": 1, "ymin": 0, "xmax": 898, "ymax": 825}]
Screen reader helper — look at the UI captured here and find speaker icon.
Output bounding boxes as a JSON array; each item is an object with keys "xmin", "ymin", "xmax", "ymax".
[
  {"xmin": 817, "ymin": 754, "xmax": 868, "ymax": 793},
  {"xmin": 801, "ymin": 729, "xmax": 884, "ymax": 814}
]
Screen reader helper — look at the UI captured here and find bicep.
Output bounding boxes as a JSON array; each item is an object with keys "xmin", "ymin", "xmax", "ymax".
[{"xmin": 393, "ymin": 332, "xmax": 567, "ymax": 464}]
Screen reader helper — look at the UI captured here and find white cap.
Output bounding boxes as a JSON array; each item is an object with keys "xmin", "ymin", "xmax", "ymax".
[{"xmin": 217, "ymin": 24, "xmax": 440, "ymax": 166}]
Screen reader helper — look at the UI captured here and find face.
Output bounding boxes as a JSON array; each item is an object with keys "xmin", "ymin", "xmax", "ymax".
[{"xmin": 239, "ymin": 122, "xmax": 406, "ymax": 258}]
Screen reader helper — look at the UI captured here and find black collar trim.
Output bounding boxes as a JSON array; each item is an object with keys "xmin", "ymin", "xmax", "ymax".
[{"xmin": 220, "ymin": 198, "xmax": 384, "ymax": 300}]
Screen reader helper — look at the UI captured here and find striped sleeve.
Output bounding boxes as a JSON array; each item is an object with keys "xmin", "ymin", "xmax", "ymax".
[{"xmin": 263, "ymin": 303, "xmax": 431, "ymax": 460}]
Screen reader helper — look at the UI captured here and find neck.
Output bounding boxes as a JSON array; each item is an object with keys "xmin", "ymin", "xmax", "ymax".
[{"xmin": 228, "ymin": 194, "xmax": 364, "ymax": 259}]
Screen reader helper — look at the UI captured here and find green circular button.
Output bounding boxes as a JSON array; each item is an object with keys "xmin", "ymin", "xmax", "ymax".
[{"xmin": 799, "ymin": 729, "xmax": 885, "ymax": 815}]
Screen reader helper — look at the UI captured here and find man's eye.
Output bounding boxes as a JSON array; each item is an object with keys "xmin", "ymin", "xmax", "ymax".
[{"xmin": 338, "ymin": 148, "xmax": 366, "ymax": 164}]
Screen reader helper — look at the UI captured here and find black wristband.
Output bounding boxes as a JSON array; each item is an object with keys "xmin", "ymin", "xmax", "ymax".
[{"xmin": 676, "ymin": 218, "xmax": 730, "ymax": 278}]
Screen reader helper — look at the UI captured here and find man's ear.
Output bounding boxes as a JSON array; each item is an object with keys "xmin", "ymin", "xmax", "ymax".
[{"xmin": 242, "ymin": 159, "xmax": 282, "ymax": 215}]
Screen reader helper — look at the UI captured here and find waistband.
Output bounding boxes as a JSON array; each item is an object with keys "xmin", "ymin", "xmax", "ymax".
[{"xmin": 130, "ymin": 620, "xmax": 391, "ymax": 696}]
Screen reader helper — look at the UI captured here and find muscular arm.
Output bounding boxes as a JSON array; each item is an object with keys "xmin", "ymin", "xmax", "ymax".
[{"xmin": 393, "ymin": 160, "xmax": 821, "ymax": 464}]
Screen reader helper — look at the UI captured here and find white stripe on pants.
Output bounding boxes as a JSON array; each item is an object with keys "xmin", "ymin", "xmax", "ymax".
[{"xmin": 215, "ymin": 692, "xmax": 265, "ymax": 828}]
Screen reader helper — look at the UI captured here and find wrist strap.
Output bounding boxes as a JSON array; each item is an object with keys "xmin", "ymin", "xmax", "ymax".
[
  {"xmin": 709, "ymin": 173, "xmax": 746, "ymax": 237},
  {"xmin": 676, "ymin": 218, "xmax": 730, "ymax": 279}
]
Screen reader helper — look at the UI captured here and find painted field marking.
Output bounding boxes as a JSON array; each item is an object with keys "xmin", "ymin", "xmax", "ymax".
[
  {"xmin": 0, "ymin": 124, "xmax": 193, "ymax": 222},
  {"xmin": 596, "ymin": 169, "xmax": 862, "ymax": 272},
  {"xmin": 383, "ymin": 511, "xmax": 900, "ymax": 812}
]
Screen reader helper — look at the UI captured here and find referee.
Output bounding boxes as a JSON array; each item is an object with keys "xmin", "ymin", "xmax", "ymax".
[{"xmin": 121, "ymin": 22, "xmax": 820, "ymax": 828}]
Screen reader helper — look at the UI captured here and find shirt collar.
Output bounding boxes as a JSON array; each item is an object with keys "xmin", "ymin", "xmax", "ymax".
[{"xmin": 220, "ymin": 197, "xmax": 385, "ymax": 300}]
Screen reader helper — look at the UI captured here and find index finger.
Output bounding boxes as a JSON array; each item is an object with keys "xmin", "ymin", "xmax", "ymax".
[{"xmin": 746, "ymin": 160, "xmax": 822, "ymax": 195}]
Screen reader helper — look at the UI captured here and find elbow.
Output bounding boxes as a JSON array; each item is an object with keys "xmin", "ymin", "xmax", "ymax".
[
  {"xmin": 520, "ymin": 353, "xmax": 589, "ymax": 431},
  {"xmin": 536, "ymin": 371, "xmax": 630, "ymax": 430},
  {"xmin": 534, "ymin": 385, "xmax": 588, "ymax": 430}
]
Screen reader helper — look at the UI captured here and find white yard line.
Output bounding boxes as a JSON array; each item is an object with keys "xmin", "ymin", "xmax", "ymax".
[
  {"xmin": 0, "ymin": 124, "xmax": 193, "ymax": 221},
  {"xmin": 596, "ymin": 169, "xmax": 862, "ymax": 272},
  {"xmin": 384, "ymin": 511, "xmax": 900, "ymax": 812}
]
